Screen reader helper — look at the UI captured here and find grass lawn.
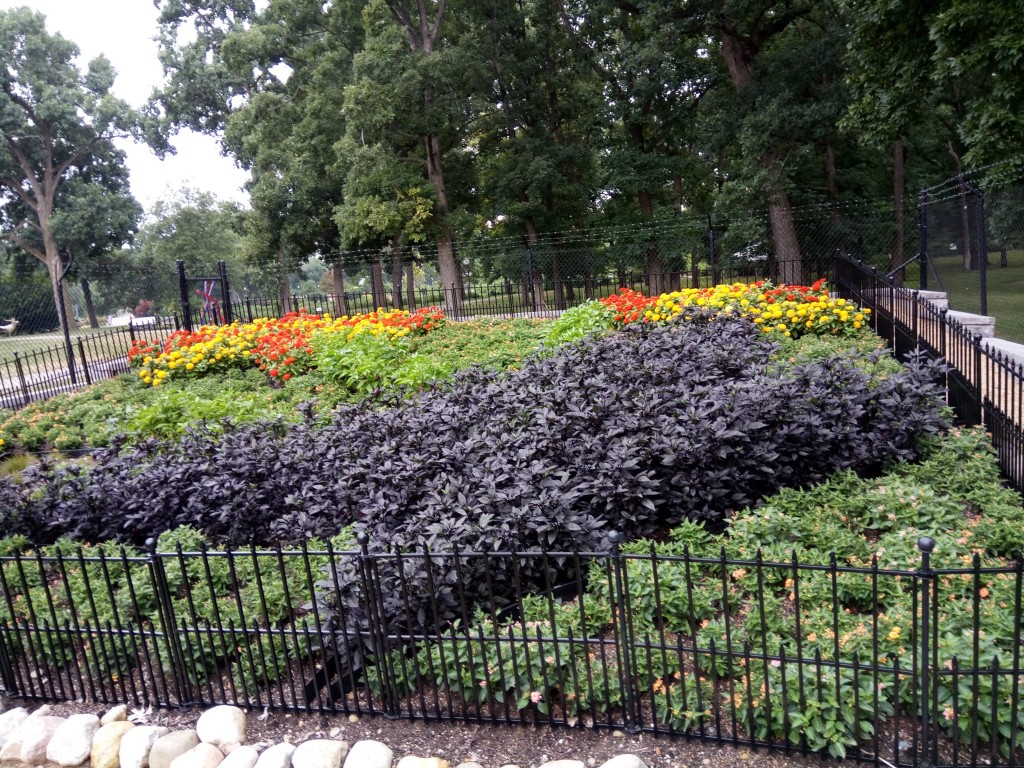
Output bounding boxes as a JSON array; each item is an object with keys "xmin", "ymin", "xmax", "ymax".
[{"xmin": 930, "ymin": 249, "xmax": 1024, "ymax": 343}]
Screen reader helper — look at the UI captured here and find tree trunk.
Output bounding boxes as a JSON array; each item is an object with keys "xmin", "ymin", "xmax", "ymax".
[
  {"xmin": 638, "ymin": 188, "xmax": 663, "ymax": 296},
  {"xmin": 330, "ymin": 264, "xmax": 348, "ymax": 316},
  {"xmin": 369, "ymin": 255, "xmax": 387, "ymax": 309},
  {"xmin": 552, "ymin": 253, "xmax": 566, "ymax": 311},
  {"xmin": 768, "ymin": 187, "xmax": 802, "ymax": 285},
  {"xmin": 425, "ymin": 134, "xmax": 462, "ymax": 309},
  {"xmin": 81, "ymin": 278, "xmax": 99, "ymax": 328},
  {"xmin": 391, "ymin": 244, "xmax": 404, "ymax": 310},
  {"xmin": 720, "ymin": 26, "xmax": 803, "ymax": 284},
  {"xmin": 405, "ymin": 261, "xmax": 416, "ymax": 310},
  {"xmin": 277, "ymin": 244, "xmax": 292, "ymax": 316},
  {"xmin": 524, "ymin": 218, "xmax": 546, "ymax": 311},
  {"xmin": 891, "ymin": 139, "xmax": 906, "ymax": 284}
]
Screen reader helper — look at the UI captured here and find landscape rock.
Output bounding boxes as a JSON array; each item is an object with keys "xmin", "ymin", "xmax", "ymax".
[
  {"xmin": 0, "ymin": 708, "xmax": 28, "ymax": 748},
  {"xmin": 343, "ymin": 740, "xmax": 393, "ymax": 768},
  {"xmin": 19, "ymin": 715, "xmax": 66, "ymax": 764},
  {"xmin": 197, "ymin": 705, "xmax": 247, "ymax": 751},
  {"xmin": 599, "ymin": 757, "xmax": 648, "ymax": 768},
  {"xmin": 291, "ymin": 739, "xmax": 348, "ymax": 768},
  {"xmin": 454, "ymin": 763, "xmax": 484, "ymax": 768},
  {"xmin": 101, "ymin": 705, "xmax": 128, "ymax": 724},
  {"xmin": 0, "ymin": 735, "xmax": 23, "ymax": 763},
  {"xmin": 254, "ymin": 741, "xmax": 297, "ymax": 768},
  {"xmin": 171, "ymin": 742, "xmax": 226, "ymax": 768},
  {"xmin": 150, "ymin": 730, "xmax": 202, "ymax": 768},
  {"xmin": 396, "ymin": 758, "xmax": 449, "ymax": 768},
  {"xmin": 221, "ymin": 745, "xmax": 260, "ymax": 768},
  {"xmin": 46, "ymin": 713, "xmax": 101, "ymax": 766},
  {"xmin": 91, "ymin": 721, "xmax": 136, "ymax": 768},
  {"xmin": 539, "ymin": 762, "xmax": 585, "ymax": 768},
  {"xmin": 120, "ymin": 725, "xmax": 171, "ymax": 768}
]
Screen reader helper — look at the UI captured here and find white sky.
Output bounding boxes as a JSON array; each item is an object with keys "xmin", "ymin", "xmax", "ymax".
[{"xmin": 0, "ymin": 0, "xmax": 251, "ymax": 213}]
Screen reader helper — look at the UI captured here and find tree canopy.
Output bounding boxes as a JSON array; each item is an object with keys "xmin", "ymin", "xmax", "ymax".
[
  {"xmin": 0, "ymin": 7, "xmax": 149, "ymax": 329},
  {"xmin": 149, "ymin": 0, "xmax": 1014, "ymax": 288}
]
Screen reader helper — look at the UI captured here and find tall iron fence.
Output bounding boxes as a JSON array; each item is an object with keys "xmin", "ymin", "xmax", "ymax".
[
  {"xmin": 919, "ymin": 161, "xmax": 1024, "ymax": 343},
  {"xmin": 0, "ymin": 532, "xmax": 1021, "ymax": 768},
  {"xmin": 836, "ymin": 254, "xmax": 1024, "ymax": 494}
]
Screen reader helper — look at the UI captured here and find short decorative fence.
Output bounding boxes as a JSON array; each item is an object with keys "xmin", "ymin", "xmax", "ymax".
[{"xmin": 0, "ymin": 534, "xmax": 1021, "ymax": 768}]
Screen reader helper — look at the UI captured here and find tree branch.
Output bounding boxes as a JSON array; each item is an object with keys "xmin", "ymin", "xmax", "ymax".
[{"xmin": 1, "ymin": 230, "xmax": 46, "ymax": 264}]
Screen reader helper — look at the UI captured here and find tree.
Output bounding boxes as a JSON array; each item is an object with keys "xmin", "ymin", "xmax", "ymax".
[{"xmin": 0, "ymin": 8, "xmax": 146, "ymax": 329}]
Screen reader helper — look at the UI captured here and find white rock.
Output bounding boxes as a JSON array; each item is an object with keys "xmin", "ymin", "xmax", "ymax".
[
  {"xmin": 26, "ymin": 704, "xmax": 52, "ymax": 719},
  {"xmin": 254, "ymin": 741, "xmax": 297, "ymax": 768},
  {"xmin": 454, "ymin": 763, "xmax": 484, "ymax": 768},
  {"xmin": 221, "ymin": 745, "xmax": 261, "ymax": 768},
  {"xmin": 101, "ymin": 705, "xmax": 128, "ymax": 724},
  {"xmin": 20, "ymin": 714, "xmax": 66, "ymax": 764},
  {"xmin": 292, "ymin": 739, "xmax": 348, "ymax": 768},
  {"xmin": 197, "ymin": 705, "xmax": 248, "ymax": 751},
  {"xmin": 120, "ymin": 725, "xmax": 171, "ymax": 768},
  {"xmin": 396, "ymin": 759, "xmax": 449, "ymax": 768},
  {"xmin": 600, "ymin": 757, "xmax": 648, "ymax": 768},
  {"xmin": 0, "ymin": 707, "xmax": 28, "ymax": 748},
  {"xmin": 46, "ymin": 713, "xmax": 101, "ymax": 766},
  {"xmin": 151, "ymin": 730, "xmax": 202, "ymax": 768},
  {"xmin": 540, "ymin": 762, "xmax": 585, "ymax": 768},
  {"xmin": 92, "ymin": 721, "xmax": 137, "ymax": 768},
  {"xmin": 171, "ymin": 742, "xmax": 227, "ymax": 768},
  {"xmin": 0, "ymin": 735, "xmax": 24, "ymax": 762},
  {"xmin": 344, "ymin": 740, "xmax": 393, "ymax": 768}
]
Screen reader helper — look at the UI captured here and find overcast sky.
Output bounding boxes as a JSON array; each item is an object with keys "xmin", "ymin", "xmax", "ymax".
[{"xmin": 0, "ymin": 0, "xmax": 251, "ymax": 213}]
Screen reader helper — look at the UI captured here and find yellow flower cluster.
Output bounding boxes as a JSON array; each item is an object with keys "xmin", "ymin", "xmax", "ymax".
[{"xmin": 644, "ymin": 279, "xmax": 871, "ymax": 340}]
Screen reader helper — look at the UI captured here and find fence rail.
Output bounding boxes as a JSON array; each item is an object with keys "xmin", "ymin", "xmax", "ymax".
[
  {"xmin": 836, "ymin": 255, "xmax": 1024, "ymax": 493},
  {"xmin": 0, "ymin": 534, "xmax": 1021, "ymax": 768},
  {"xmin": 0, "ymin": 321, "xmax": 179, "ymax": 410}
]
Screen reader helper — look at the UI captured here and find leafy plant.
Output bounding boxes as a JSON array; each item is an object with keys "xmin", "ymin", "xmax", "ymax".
[{"xmin": 541, "ymin": 301, "xmax": 615, "ymax": 348}]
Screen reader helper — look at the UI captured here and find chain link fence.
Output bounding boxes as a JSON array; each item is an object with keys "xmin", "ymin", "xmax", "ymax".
[
  {"xmin": 921, "ymin": 159, "xmax": 1024, "ymax": 343},
  {"xmin": 0, "ymin": 182, "xmax": 998, "ymax": 408}
]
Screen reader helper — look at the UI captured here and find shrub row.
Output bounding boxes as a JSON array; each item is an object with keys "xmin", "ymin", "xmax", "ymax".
[{"xmin": 1, "ymin": 311, "xmax": 949, "ymax": 551}]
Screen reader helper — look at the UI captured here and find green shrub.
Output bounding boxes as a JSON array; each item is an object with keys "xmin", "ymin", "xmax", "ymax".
[{"xmin": 541, "ymin": 301, "xmax": 615, "ymax": 348}]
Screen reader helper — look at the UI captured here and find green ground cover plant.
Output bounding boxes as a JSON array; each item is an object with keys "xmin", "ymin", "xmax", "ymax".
[
  {"xmin": 402, "ymin": 427, "xmax": 1024, "ymax": 758},
  {"xmin": 0, "ymin": 319, "xmax": 551, "ymax": 455}
]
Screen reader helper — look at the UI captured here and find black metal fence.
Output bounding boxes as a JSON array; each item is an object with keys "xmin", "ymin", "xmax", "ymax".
[
  {"xmin": 918, "ymin": 163, "xmax": 1024, "ymax": 344},
  {"xmin": 837, "ymin": 255, "xmax": 1024, "ymax": 495},
  {"xmin": 0, "ymin": 320, "xmax": 179, "ymax": 411},
  {"xmin": 0, "ymin": 533, "xmax": 1021, "ymax": 768}
]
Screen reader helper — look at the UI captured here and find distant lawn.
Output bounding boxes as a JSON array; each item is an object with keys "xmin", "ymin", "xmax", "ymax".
[{"xmin": 930, "ymin": 249, "xmax": 1024, "ymax": 344}]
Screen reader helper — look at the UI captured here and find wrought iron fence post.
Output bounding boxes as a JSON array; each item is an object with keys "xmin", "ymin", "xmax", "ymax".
[
  {"xmin": 76, "ymin": 339, "xmax": 91, "ymax": 386},
  {"xmin": 56, "ymin": 275, "xmax": 77, "ymax": 386},
  {"xmin": 976, "ymin": 188, "xmax": 988, "ymax": 317},
  {"xmin": 355, "ymin": 533, "xmax": 398, "ymax": 718},
  {"xmin": 0, "ymin": 609, "xmax": 16, "ymax": 695},
  {"xmin": 919, "ymin": 188, "xmax": 928, "ymax": 290},
  {"xmin": 218, "ymin": 260, "xmax": 234, "ymax": 324},
  {"xmin": 918, "ymin": 536, "xmax": 936, "ymax": 768},
  {"xmin": 176, "ymin": 260, "xmax": 193, "ymax": 333},
  {"xmin": 974, "ymin": 334, "xmax": 985, "ymax": 427},
  {"xmin": 607, "ymin": 530, "xmax": 641, "ymax": 733},
  {"xmin": 13, "ymin": 353, "xmax": 30, "ymax": 407},
  {"xmin": 145, "ymin": 538, "xmax": 192, "ymax": 705}
]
